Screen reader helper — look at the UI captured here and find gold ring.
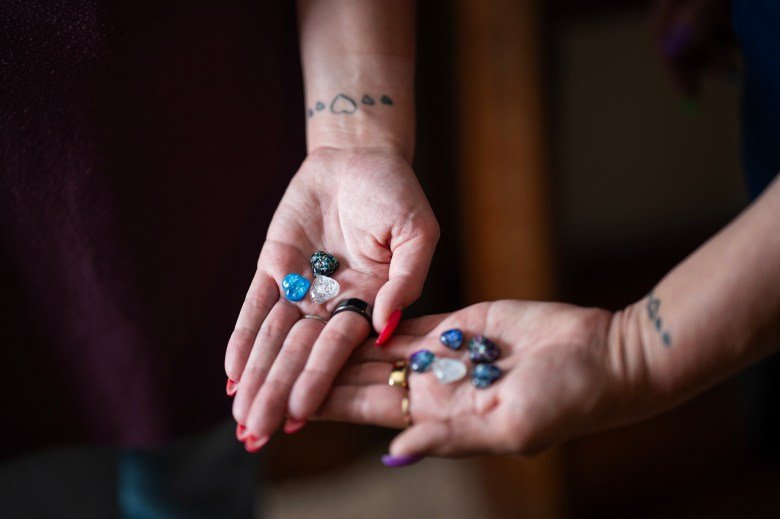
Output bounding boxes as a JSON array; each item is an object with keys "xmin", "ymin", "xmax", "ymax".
[
  {"xmin": 388, "ymin": 361, "xmax": 409, "ymax": 389},
  {"xmin": 401, "ymin": 395, "xmax": 412, "ymax": 427},
  {"xmin": 303, "ymin": 314, "xmax": 328, "ymax": 325}
]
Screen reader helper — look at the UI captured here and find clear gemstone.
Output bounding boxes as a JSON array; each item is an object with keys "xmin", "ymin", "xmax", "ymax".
[
  {"xmin": 310, "ymin": 275, "xmax": 340, "ymax": 304},
  {"xmin": 432, "ymin": 358, "xmax": 467, "ymax": 384}
]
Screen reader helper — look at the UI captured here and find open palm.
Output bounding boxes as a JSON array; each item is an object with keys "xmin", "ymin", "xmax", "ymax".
[
  {"xmin": 225, "ymin": 147, "xmax": 439, "ymax": 443},
  {"xmin": 317, "ymin": 300, "xmax": 620, "ymax": 458}
]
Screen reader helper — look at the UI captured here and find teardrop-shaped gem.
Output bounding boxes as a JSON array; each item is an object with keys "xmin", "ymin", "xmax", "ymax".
[
  {"xmin": 432, "ymin": 358, "xmax": 467, "ymax": 384},
  {"xmin": 310, "ymin": 251, "xmax": 340, "ymax": 277},
  {"xmin": 439, "ymin": 328, "xmax": 464, "ymax": 350},
  {"xmin": 472, "ymin": 363, "xmax": 501, "ymax": 389},
  {"xmin": 468, "ymin": 336, "xmax": 500, "ymax": 363},
  {"xmin": 310, "ymin": 275, "xmax": 340, "ymax": 304},
  {"xmin": 282, "ymin": 273, "xmax": 310, "ymax": 302}
]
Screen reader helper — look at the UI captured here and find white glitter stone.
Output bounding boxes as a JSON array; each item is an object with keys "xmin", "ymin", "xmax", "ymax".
[
  {"xmin": 432, "ymin": 358, "xmax": 467, "ymax": 384},
  {"xmin": 310, "ymin": 275, "xmax": 340, "ymax": 304}
]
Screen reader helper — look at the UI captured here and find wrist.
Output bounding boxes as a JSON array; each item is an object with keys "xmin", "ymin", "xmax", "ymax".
[{"xmin": 305, "ymin": 92, "xmax": 415, "ymax": 161}]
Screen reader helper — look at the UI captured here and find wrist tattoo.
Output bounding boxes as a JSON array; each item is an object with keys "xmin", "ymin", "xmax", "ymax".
[
  {"xmin": 646, "ymin": 290, "xmax": 672, "ymax": 347},
  {"xmin": 306, "ymin": 93, "xmax": 394, "ymax": 118}
]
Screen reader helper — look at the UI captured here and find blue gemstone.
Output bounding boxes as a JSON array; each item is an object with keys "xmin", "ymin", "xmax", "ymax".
[
  {"xmin": 472, "ymin": 363, "xmax": 501, "ymax": 388},
  {"xmin": 409, "ymin": 349, "xmax": 435, "ymax": 373},
  {"xmin": 468, "ymin": 336, "xmax": 500, "ymax": 363},
  {"xmin": 439, "ymin": 328, "xmax": 464, "ymax": 350},
  {"xmin": 282, "ymin": 273, "xmax": 310, "ymax": 301}
]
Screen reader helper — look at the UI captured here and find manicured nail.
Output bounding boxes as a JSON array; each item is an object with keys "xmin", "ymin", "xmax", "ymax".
[
  {"xmin": 244, "ymin": 435, "xmax": 269, "ymax": 453},
  {"xmin": 226, "ymin": 378, "xmax": 238, "ymax": 396},
  {"xmin": 381, "ymin": 454, "xmax": 422, "ymax": 468},
  {"xmin": 236, "ymin": 423, "xmax": 250, "ymax": 441},
  {"xmin": 283, "ymin": 418, "xmax": 307, "ymax": 434},
  {"xmin": 376, "ymin": 309, "xmax": 402, "ymax": 346}
]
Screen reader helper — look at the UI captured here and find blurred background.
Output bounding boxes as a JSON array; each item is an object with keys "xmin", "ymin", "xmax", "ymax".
[
  {"xmin": 2, "ymin": 1, "xmax": 777, "ymax": 518},
  {"xmin": 261, "ymin": 0, "xmax": 778, "ymax": 517}
]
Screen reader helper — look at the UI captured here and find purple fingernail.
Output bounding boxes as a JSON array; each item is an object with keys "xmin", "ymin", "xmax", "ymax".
[
  {"xmin": 662, "ymin": 23, "xmax": 692, "ymax": 58},
  {"xmin": 381, "ymin": 454, "xmax": 423, "ymax": 468}
]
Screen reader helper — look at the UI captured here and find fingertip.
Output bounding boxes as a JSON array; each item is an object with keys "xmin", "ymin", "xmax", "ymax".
[{"xmin": 376, "ymin": 309, "xmax": 402, "ymax": 346}]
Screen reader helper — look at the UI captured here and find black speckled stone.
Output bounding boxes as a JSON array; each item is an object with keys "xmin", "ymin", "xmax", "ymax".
[
  {"xmin": 310, "ymin": 251, "xmax": 340, "ymax": 276},
  {"xmin": 468, "ymin": 335, "xmax": 500, "ymax": 363}
]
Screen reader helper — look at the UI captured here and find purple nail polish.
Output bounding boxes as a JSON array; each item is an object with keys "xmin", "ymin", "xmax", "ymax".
[{"xmin": 381, "ymin": 454, "xmax": 423, "ymax": 468}]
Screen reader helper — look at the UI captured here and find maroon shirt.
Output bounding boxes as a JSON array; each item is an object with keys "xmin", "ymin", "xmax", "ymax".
[{"xmin": 0, "ymin": 0, "xmax": 304, "ymax": 458}]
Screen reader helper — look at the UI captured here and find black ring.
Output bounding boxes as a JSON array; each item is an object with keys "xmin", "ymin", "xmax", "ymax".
[{"xmin": 332, "ymin": 298, "xmax": 373, "ymax": 325}]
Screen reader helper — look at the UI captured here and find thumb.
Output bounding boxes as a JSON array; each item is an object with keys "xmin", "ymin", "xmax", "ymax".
[
  {"xmin": 374, "ymin": 225, "xmax": 439, "ymax": 343},
  {"xmin": 389, "ymin": 417, "xmax": 496, "ymax": 458}
]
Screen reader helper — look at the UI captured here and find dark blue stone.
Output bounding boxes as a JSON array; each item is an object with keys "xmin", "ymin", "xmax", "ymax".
[
  {"xmin": 472, "ymin": 363, "xmax": 501, "ymax": 389},
  {"xmin": 468, "ymin": 336, "xmax": 500, "ymax": 363},
  {"xmin": 409, "ymin": 349, "xmax": 435, "ymax": 373},
  {"xmin": 282, "ymin": 273, "xmax": 310, "ymax": 302},
  {"xmin": 439, "ymin": 328, "xmax": 464, "ymax": 350},
  {"xmin": 310, "ymin": 251, "xmax": 340, "ymax": 276}
]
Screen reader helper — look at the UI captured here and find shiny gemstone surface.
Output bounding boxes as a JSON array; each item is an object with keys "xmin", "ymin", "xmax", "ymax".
[
  {"xmin": 472, "ymin": 363, "xmax": 501, "ymax": 389},
  {"xmin": 310, "ymin": 275, "xmax": 340, "ymax": 304},
  {"xmin": 468, "ymin": 336, "xmax": 500, "ymax": 363},
  {"xmin": 310, "ymin": 251, "xmax": 340, "ymax": 277},
  {"xmin": 432, "ymin": 358, "xmax": 467, "ymax": 384},
  {"xmin": 410, "ymin": 349, "xmax": 435, "ymax": 373},
  {"xmin": 439, "ymin": 328, "xmax": 464, "ymax": 350},
  {"xmin": 282, "ymin": 273, "xmax": 310, "ymax": 302}
]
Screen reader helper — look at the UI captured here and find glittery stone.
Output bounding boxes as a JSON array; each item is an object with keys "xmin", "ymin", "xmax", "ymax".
[
  {"xmin": 282, "ymin": 273, "xmax": 310, "ymax": 302},
  {"xmin": 409, "ymin": 349, "xmax": 435, "ymax": 373},
  {"xmin": 432, "ymin": 358, "xmax": 467, "ymax": 384},
  {"xmin": 310, "ymin": 251, "xmax": 340, "ymax": 276},
  {"xmin": 310, "ymin": 275, "xmax": 340, "ymax": 304},
  {"xmin": 468, "ymin": 335, "xmax": 500, "ymax": 363},
  {"xmin": 472, "ymin": 364, "xmax": 501, "ymax": 389},
  {"xmin": 439, "ymin": 328, "xmax": 464, "ymax": 350}
]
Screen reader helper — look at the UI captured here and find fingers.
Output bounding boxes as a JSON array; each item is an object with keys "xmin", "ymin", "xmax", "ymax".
[
  {"xmin": 373, "ymin": 229, "xmax": 439, "ymax": 341},
  {"xmin": 225, "ymin": 268, "xmax": 279, "ymax": 384},
  {"xmin": 334, "ymin": 362, "xmax": 393, "ymax": 386},
  {"xmin": 243, "ymin": 317, "xmax": 324, "ymax": 438},
  {"xmin": 388, "ymin": 417, "xmax": 499, "ymax": 458},
  {"xmin": 348, "ymin": 312, "xmax": 451, "ymax": 363},
  {"xmin": 287, "ymin": 311, "xmax": 372, "ymax": 419},
  {"xmin": 231, "ymin": 301, "xmax": 301, "ymax": 425},
  {"xmin": 312, "ymin": 385, "xmax": 406, "ymax": 429}
]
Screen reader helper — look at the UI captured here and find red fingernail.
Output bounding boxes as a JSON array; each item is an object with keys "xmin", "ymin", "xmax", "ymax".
[
  {"xmin": 226, "ymin": 378, "xmax": 238, "ymax": 396},
  {"xmin": 244, "ymin": 435, "xmax": 269, "ymax": 453},
  {"xmin": 236, "ymin": 423, "xmax": 250, "ymax": 441},
  {"xmin": 283, "ymin": 418, "xmax": 307, "ymax": 434},
  {"xmin": 376, "ymin": 309, "xmax": 402, "ymax": 346}
]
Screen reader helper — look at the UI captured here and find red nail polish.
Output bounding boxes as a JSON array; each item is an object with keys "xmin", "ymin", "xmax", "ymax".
[
  {"xmin": 236, "ymin": 423, "xmax": 250, "ymax": 441},
  {"xmin": 284, "ymin": 419, "xmax": 307, "ymax": 434},
  {"xmin": 244, "ymin": 435, "xmax": 269, "ymax": 453},
  {"xmin": 376, "ymin": 309, "xmax": 402, "ymax": 346},
  {"xmin": 226, "ymin": 378, "xmax": 238, "ymax": 396}
]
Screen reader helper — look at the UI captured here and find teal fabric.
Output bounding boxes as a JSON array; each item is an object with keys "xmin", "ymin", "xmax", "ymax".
[{"xmin": 118, "ymin": 421, "xmax": 257, "ymax": 519}]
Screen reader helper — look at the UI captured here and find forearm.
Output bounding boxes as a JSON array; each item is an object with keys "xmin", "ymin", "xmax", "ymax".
[
  {"xmin": 297, "ymin": 0, "xmax": 416, "ymax": 160},
  {"xmin": 610, "ymin": 175, "xmax": 780, "ymax": 423}
]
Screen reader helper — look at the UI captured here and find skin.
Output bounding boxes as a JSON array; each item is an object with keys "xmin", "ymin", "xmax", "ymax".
[
  {"xmin": 224, "ymin": 0, "xmax": 439, "ymax": 440},
  {"xmin": 317, "ymin": 177, "xmax": 780, "ymax": 458}
]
